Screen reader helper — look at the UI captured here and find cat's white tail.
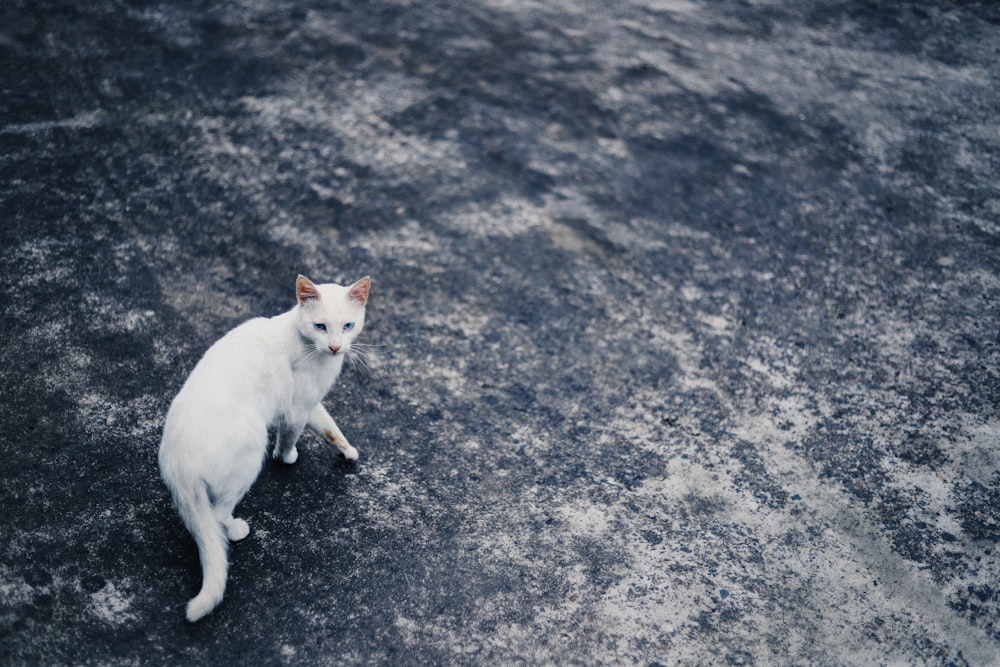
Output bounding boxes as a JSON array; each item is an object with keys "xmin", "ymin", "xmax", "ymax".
[{"xmin": 170, "ymin": 479, "xmax": 229, "ymax": 623}]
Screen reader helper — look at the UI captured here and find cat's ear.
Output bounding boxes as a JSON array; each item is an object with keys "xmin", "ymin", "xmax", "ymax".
[
  {"xmin": 296, "ymin": 275, "xmax": 321, "ymax": 305},
  {"xmin": 348, "ymin": 277, "xmax": 371, "ymax": 305}
]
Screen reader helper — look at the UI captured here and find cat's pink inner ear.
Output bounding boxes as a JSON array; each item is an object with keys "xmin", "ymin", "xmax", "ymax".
[
  {"xmin": 348, "ymin": 277, "xmax": 371, "ymax": 305},
  {"xmin": 296, "ymin": 275, "xmax": 321, "ymax": 304}
]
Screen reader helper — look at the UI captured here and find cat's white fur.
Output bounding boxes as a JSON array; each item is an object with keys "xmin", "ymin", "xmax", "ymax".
[{"xmin": 159, "ymin": 275, "xmax": 371, "ymax": 622}]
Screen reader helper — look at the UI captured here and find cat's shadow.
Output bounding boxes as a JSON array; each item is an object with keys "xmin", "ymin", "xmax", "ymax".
[{"xmin": 265, "ymin": 435, "xmax": 361, "ymax": 479}]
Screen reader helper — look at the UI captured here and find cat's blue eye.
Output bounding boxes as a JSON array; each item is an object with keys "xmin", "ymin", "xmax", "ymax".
[
  {"xmin": 313, "ymin": 323, "xmax": 327, "ymax": 332},
  {"xmin": 343, "ymin": 322, "xmax": 355, "ymax": 331}
]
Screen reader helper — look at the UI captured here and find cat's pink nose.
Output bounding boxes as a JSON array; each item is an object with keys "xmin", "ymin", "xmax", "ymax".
[{"xmin": 329, "ymin": 344, "xmax": 341, "ymax": 354}]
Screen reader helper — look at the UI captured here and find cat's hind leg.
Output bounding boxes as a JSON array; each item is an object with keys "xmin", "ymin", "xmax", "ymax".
[
  {"xmin": 307, "ymin": 403, "xmax": 359, "ymax": 461},
  {"xmin": 209, "ymin": 485, "xmax": 253, "ymax": 543},
  {"xmin": 218, "ymin": 512, "xmax": 250, "ymax": 542},
  {"xmin": 210, "ymin": 496, "xmax": 249, "ymax": 542},
  {"xmin": 208, "ymin": 450, "xmax": 260, "ymax": 543}
]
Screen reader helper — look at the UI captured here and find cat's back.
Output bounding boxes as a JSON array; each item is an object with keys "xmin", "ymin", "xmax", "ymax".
[{"xmin": 169, "ymin": 314, "xmax": 294, "ymax": 415}]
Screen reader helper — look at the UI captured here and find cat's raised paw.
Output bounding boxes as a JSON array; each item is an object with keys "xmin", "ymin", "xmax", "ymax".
[{"xmin": 342, "ymin": 445, "xmax": 359, "ymax": 462}]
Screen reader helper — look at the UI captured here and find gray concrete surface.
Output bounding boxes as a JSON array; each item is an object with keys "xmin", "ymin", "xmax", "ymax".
[{"xmin": 2, "ymin": 0, "xmax": 999, "ymax": 664}]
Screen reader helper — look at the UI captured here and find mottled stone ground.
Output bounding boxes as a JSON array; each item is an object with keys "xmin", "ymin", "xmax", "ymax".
[{"xmin": 2, "ymin": 1, "xmax": 999, "ymax": 664}]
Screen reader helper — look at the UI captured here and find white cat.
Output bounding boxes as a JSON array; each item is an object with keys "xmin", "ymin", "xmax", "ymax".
[{"xmin": 159, "ymin": 275, "xmax": 371, "ymax": 622}]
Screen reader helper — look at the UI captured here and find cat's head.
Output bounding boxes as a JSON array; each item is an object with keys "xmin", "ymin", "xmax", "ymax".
[{"xmin": 294, "ymin": 275, "xmax": 370, "ymax": 357}]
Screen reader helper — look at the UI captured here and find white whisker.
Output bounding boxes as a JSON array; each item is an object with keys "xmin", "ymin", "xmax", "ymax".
[
  {"xmin": 292, "ymin": 343, "xmax": 326, "ymax": 367},
  {"xmin": 344, "ymin": 342, "xmax": 381, "ymax": 376}
]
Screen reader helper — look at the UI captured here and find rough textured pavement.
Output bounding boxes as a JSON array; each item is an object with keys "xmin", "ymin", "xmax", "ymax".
[{"xmin": 2, "ymin": 1, "xmax": 999, "ymax": 664}]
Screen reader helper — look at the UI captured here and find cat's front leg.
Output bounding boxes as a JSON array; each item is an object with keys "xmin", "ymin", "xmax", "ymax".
[
  {"xmin": 307, "ymin": 403, "xmax": 359, "ymax": 461},
  {"xmin": 273, "ymin": 417, "xmax": 306, "ymax": 464}
]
